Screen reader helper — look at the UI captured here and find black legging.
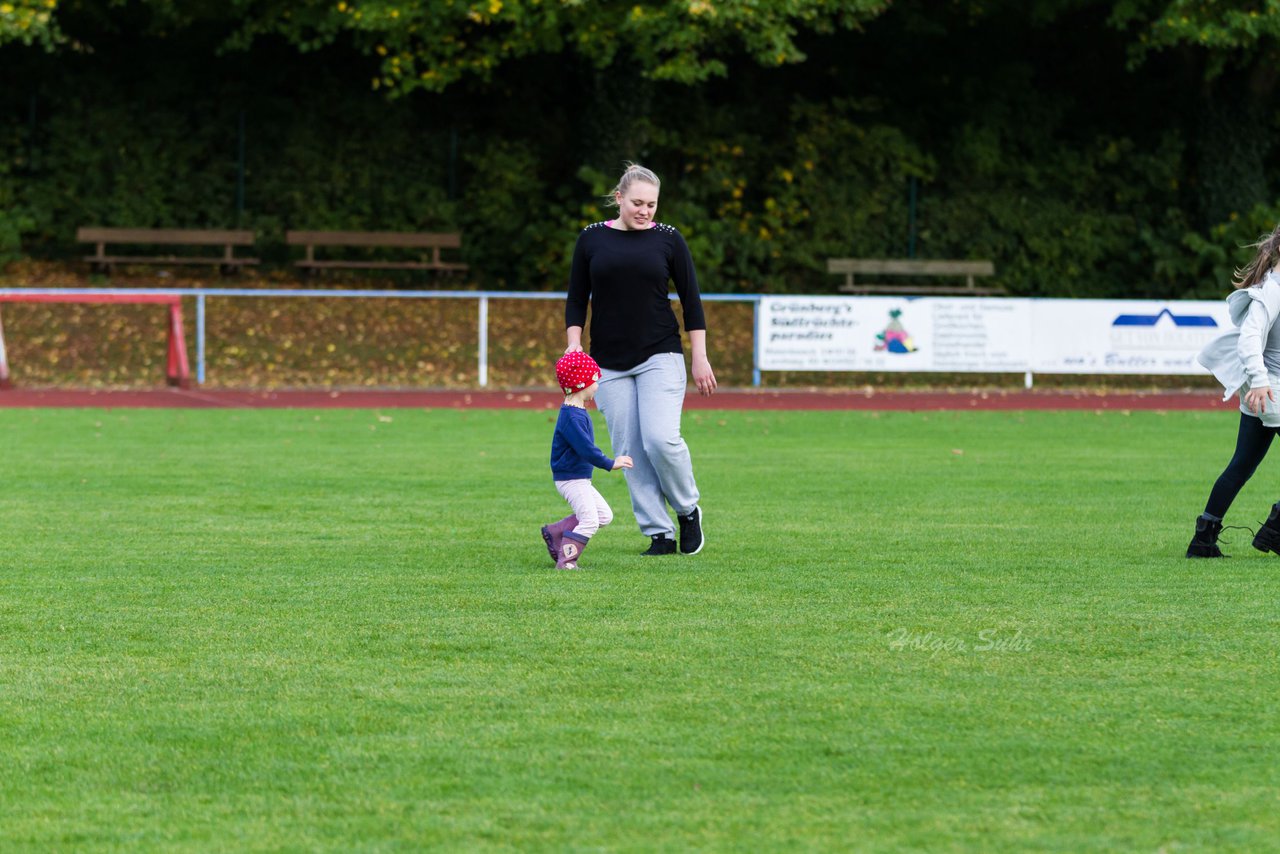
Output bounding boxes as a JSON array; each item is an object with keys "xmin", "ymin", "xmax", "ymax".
[{"xmin": 1205, "ymin": 411, "xmax": 1280, "ymax": 519}]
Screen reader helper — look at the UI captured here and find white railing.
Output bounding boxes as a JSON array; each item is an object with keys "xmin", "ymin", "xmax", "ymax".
[
  {"xmin": 0, "ymin": 287, "xmax": 767, "ymax": 386},
  {"xmin": 0, "ymin": 287, "xmax": 1232, "ymax": 390}
]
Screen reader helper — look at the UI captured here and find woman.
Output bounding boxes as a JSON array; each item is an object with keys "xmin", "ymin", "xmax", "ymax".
[{"xmin": 564, "ymin": 163, "xmax": 717, "ymax": 556}]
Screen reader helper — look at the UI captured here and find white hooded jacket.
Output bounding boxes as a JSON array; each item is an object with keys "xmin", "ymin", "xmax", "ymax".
[{"xmin": 1198, "ymin": 270, "xmax": 1280, "ymax": 425}]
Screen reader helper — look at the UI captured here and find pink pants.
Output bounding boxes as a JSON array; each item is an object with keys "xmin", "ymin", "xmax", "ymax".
[{"xmin": 554, "ymin": 479, "xmax": 614, "ymax": 539}]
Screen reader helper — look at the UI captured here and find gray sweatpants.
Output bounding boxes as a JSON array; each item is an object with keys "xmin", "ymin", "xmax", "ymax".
[{"xmin": 595, "ymin": 352, "xmax": 700, "ymax": 538}]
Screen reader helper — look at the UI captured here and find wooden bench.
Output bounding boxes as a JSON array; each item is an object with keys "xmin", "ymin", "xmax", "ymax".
[
  {"xmin": 828, "ymin": 259, "xmax": 1005, "ymax": 295},
  {"xmin": 77, "ymin": 227, "xmax": 259, "ymax": 273},
  {"xmin": 286, "ymin": 230, "xmax": 469, "ymax": 274}
]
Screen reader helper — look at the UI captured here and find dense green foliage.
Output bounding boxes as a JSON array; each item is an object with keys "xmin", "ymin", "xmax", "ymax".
[
  {"xmin": 3, "ymin": 407, "xmax": 1279, "ymax": 848},
  {"xmin": 3, "ymin": 1, "xmax": 1280, "ymax": 296}
]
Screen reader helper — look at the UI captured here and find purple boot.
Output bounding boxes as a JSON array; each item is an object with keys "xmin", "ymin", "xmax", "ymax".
[
  {"xmin": 556, "ymin": 533, "xmax": 589, "ymax": 570},
  {"xmin": 541, "ymin": 515, "xmax": 578, "ymax": 563}
]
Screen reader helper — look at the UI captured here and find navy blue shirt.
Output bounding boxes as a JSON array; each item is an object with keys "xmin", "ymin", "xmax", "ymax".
[
  {"xmin": 565, "ymin": 222, "xmax": 707, "ymax": 371},
  {"xmin": 550, "ymin": 405, "xmax": 615, "ymax": 480}
]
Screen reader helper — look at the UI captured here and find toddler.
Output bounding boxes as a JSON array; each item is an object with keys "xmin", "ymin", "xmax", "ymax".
[{"xmin": 541, "ymin": 351, "xmax": 633, "ymax": 569}]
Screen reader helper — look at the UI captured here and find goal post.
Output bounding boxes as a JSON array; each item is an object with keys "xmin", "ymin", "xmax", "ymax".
[{"xmin": 0, "ymin": 292, "xmax": 191, "ymax": 389}]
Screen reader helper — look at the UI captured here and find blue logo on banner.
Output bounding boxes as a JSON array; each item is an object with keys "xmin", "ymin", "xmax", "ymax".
[{"xmin": 1111, "ymin": 308, "xmax": 1217, "ymax": 328}]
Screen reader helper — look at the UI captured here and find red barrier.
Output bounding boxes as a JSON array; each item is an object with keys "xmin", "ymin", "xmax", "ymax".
[{"xmin": 0, "ymin": 293, "xmax": 191, "ymax": 389}]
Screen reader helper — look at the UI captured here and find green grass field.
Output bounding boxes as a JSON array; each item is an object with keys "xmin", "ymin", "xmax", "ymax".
[{"xmin": 2, "ymin": 406, "xmax": 1277, "ymax": 851}]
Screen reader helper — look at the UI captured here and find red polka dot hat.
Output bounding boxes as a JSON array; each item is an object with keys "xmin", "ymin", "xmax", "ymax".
[{"xmin": 555, "ymin": 351, "xmax": 602, "ymax": 395}]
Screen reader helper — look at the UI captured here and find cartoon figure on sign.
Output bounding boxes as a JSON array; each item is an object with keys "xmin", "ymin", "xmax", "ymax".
[{"xmin": 875, "ymin": 309, "xmax": 918, "ymax": 354}]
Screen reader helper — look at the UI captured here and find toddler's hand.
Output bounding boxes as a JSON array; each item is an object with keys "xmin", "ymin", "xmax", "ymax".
[{"xmin": 612, "ymin": 456, "xmax": 634, "ymax": 470}]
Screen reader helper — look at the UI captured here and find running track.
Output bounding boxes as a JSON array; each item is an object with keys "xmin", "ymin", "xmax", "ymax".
[{"xmin": 0, "ymin": 387, "xmax": 1230, "ymax": 411}]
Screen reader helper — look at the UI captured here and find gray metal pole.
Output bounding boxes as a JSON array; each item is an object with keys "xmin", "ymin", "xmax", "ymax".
[
  {"xmin": 908, "ymin": 176, "xmax": 918, "ymax": 259},
  {"xmin": 197, "ymin": 294, "xmax": 206, "ymax": 385},
  {"xmin": 236, "ymin": 112, "xmax": 246, "ymax": 227},
  {"xmin": 478, "ymin": 295, "xmax": 489, "ymax": 387},
  {"xmin": 752, "ymin": 298, "xmax": 761, "ymax": 387}
]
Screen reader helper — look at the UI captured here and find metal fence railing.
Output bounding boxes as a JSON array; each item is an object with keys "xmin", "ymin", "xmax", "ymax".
[{"xmin": 0, "ymin": 287, "xmax": 767, "ymax": 387}]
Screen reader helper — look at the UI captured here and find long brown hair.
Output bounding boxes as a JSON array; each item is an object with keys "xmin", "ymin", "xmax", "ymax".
[{"xmin": 1234, "ymin": 224, "xmax": 1280, "ymax": 289}]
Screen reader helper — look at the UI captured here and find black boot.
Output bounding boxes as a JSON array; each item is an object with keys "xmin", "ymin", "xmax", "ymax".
[
  {"xmin": 1253, "ymin": 503, "xmax": 1280, "ymax": 554},
  {"xmin": 1187, "ymin": 516, "xmax": 1226, "ymax": 558}
]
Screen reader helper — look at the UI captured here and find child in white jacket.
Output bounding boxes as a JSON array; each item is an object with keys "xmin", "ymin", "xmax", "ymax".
[{"xmin": 1190, "ymin": 225, "xmax": 1280, "ymax": 557}]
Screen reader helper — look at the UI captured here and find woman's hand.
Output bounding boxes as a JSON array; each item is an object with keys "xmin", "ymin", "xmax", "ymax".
[
  {"xmin": 565, "ymin": 326, "xmax": 584, "ymax": 355},
  {"xmin": 692, "ymin": 353, "xmax": 717, "ymax": 397},
  {"xmin": 1246, "ymin": 386, "xmax": 1275, "ymax": 415},
  {"xmin": 612, "ymin": 455, "xmax": 634, "ymax": 470}
]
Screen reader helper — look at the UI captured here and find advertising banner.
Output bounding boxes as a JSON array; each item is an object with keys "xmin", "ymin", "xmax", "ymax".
[
  {"xmin": 756, "ymin": 296, "xmax": 1233, "ymax": 376},
  {"xmin": 1027, "ymin": 299, "xmax": 1230, "ymax": 375},
  {"xmin": 757, "ymin": 296, "xmax": 1030, "ymax": 372}
]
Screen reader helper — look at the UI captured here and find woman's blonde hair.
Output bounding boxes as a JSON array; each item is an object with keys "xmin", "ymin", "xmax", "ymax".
[
  {"xmin": 1234, "ymin": 224, "xmax": 1280, "ymax": 289},
  {"xmin": 603, "ymin": 162, "xmax": 660, "ymax": 208}
]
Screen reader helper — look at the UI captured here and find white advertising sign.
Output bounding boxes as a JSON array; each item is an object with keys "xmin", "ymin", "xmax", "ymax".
[
  {"xmin": 757, "ymin": 296, "xmax": 1031, "ymax": 372},
  {"xmin": 1028, "ymin": 299, "xmax": 1231, "ymax": 375},
  {"xmin": 757, "ymin": 296, "xmax": 1233, "ymax": 376}
]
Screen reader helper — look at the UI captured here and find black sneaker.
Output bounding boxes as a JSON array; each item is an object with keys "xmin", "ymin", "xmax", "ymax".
[
  {"xmin": 642, "ymin": 535, "xmax": 677, "ymax": 556},
  {"xmin": 677, "ymin": 506, "xmax": 704, "ymax": 555}
]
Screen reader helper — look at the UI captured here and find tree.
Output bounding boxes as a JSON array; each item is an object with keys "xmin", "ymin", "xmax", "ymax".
[
  {"xmin": 0, "ymin": 0, "xmax": 62, "ymax": 48},
  {"xmin": 917, "ymin": 0, "xmax": 1280, "ymax": 228},
  {"xmin": 1108, "ymin": 1, "xmax": 1280, "ymax": 226},
  {"xmin": 219, "ymin": 0, "xmax": 891, "ymax": 95}
]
